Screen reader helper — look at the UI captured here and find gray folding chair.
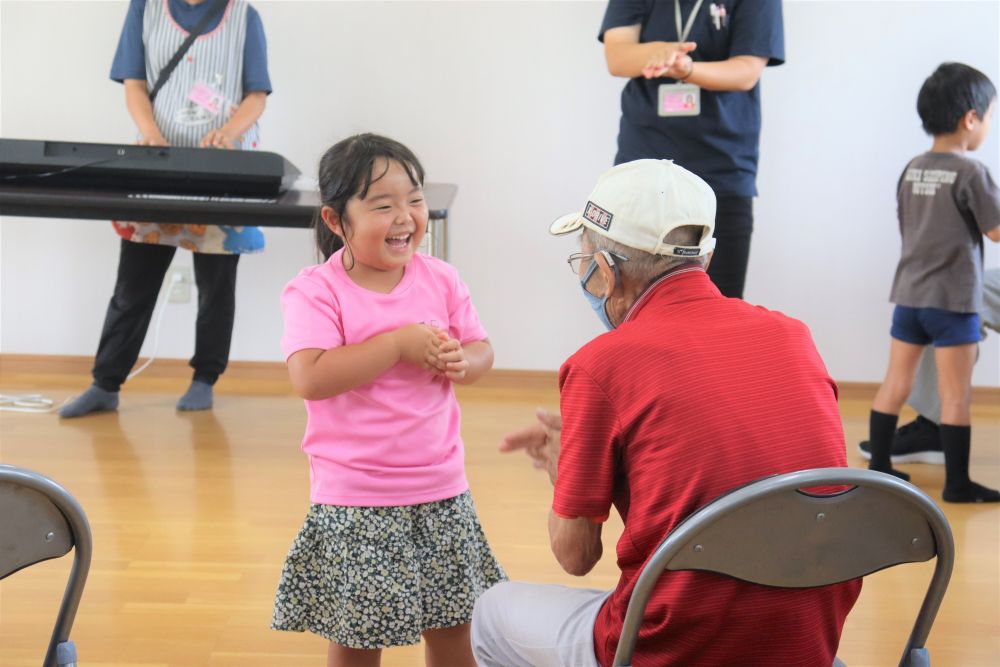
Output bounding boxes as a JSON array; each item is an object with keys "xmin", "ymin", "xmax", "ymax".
[
  {"xmin": 612, "ymin": 468, "xmax": 954, "ymax": 667},
  {"xmin": 0, "ymin": 464, "xmax": 93, "ymax": 667}
]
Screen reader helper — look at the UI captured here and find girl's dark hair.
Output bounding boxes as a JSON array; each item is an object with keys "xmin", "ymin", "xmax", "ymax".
[
  {"xmin": 917, "ymin": 62, "xmax": 996, "ymax": 136},
  {"xmin": 314, "ymin": 133, "xmax": 426, "ymax": 262}
]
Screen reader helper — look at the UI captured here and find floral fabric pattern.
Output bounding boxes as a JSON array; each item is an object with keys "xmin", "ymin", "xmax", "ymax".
[
  {"xmin": 271, "ymin": 491, "xmax": 506, "ymax": 648},
  {"xmin": 112, "ymin": 221, "xmax": 264, "ymax": 254}
]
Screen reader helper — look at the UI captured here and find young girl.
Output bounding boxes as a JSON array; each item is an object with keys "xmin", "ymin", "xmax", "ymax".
[{"xmin": 271, "ymin": 134, "xmax": 506, "ymax": 666}]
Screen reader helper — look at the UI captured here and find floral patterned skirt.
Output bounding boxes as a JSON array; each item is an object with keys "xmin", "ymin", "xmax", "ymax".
[{"xmin": 271, "ymin": 491, "xmax": 507, "ymax": 648}]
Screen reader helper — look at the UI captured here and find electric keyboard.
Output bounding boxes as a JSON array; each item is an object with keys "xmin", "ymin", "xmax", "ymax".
[{"xmin": 0, "ymin": 138, "xmax": 300, "ymax": 198}]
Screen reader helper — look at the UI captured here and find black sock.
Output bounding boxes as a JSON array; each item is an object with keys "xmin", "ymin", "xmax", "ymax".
[
  {"xmin": 941, "ymin": 424, "xmax": 1000, "ymax": 503},
  {"xmin": 868, "ymin": 410, "xmax": 909, "ymax": 481}
]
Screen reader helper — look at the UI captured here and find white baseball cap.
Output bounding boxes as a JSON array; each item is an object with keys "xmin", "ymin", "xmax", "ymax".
[{"xmin": 549, "ymin": 159, "xmax": 717, "ymax": 258}]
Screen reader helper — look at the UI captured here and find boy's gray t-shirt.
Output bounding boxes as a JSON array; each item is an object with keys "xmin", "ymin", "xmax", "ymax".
[{"xmin": 890, "ymin": 152, "xmax": 1000, "ymax": 313}]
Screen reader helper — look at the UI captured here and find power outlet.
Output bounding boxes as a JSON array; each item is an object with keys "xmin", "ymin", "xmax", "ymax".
[{"xmin": 168, "ymin": 266, "xmax": 193, "ymax": 303}]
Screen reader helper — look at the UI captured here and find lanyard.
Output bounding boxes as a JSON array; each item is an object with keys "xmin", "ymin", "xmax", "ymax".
[{"xmin": 675, "ymin": 0, "xmax": 705, "ymax": 42}]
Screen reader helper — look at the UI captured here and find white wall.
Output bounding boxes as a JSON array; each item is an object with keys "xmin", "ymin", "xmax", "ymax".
[{"xmin": 1, "ymin": 0, "xmax": 998, "ymax": 386}]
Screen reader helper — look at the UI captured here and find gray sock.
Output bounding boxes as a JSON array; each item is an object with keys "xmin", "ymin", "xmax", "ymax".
[
  {"xmin": 59, "ymin": 384, "xmax": 119, "ymax": 419},
  {"xmin": 177, "ymin": 380, "xmax": 213, "ymax": 411}
]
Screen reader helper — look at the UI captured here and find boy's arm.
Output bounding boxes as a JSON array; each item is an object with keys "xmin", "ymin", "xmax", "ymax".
[
  {"xmin": 286, "ymin": 324, "xmax": 440, "ymax": 400},
  {"xmin": 201, "ymin": 91, "xmax": 267, "ymax": 148},
  {"xmin": 960, "ymin": 164, "xmax": 1000, "ymax": 243},
  {"xmin": 122, "ymin": 79, "xmax": 166, "ymax": 145}
]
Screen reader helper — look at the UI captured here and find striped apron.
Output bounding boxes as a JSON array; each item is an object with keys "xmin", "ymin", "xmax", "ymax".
[{"xmin": 113, "ymin": 0, "xmax": 264, "ymax": 254}]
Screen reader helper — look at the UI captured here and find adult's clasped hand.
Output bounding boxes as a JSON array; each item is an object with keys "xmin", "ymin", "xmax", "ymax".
[{"xmin": 641, "ymin": 40, "xmax": 696, "ymax": 79}]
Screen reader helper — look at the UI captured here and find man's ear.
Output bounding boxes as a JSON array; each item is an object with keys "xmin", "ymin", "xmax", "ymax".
[
  {"xmin": 593, "ymin": 252, "xmax": 618, "ymax": 299},
  {"xmin": 704, "ymin": 250, "xmax": 714, "ymax": 272},
  {"xmin": 321, "ymin": 206, "xmax": 346, "ymax": 239}
]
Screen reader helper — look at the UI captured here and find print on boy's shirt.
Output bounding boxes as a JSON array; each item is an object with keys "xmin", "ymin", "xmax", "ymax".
[{"xmin": 905, "ymin": 168, "xmax": 958, "ymax": 196}]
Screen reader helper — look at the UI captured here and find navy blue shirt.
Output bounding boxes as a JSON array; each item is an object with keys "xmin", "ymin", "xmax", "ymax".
[
  {"xmin": 600, "ymin": 0, "xmax": 784, "ymax": 197},
  {"xmin": 110, "ymin": 0, "xmax": 272, "ymax": 94}
]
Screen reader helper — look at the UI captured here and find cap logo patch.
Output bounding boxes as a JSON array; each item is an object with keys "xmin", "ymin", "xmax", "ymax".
[
  {"xmin": 584, "ymin": 201, "xmax": 613, "ymax": 230},
  {"xmin": 673, "ymin": 247, "xmax": 700, "ymax": 256}
]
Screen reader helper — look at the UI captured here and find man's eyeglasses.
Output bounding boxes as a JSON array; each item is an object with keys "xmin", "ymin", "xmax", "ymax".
[{"xmin": 567, "ymin": 251, "xmax": 629, "ymax": 275}]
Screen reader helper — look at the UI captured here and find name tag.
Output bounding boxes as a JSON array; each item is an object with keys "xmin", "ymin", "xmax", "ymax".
[
  {"xmin": 188, "ymin": 81, "xmax": 225, "ymax": 116},
  {"xmin": 658, "ymin": 83, "xmax": 700, "ymax": 117}
]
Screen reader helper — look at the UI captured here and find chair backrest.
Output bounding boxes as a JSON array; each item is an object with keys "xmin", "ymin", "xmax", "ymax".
[
  {"xmin": 612, "ymin": 468, "xmax": 954, "ymax": 667},
  {"xmin": 0, "ymin": 464, "xmax": 93, "ymax": 667}
]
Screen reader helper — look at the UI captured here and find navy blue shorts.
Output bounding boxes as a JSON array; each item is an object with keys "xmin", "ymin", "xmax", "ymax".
[{"xmin": 890, "ymin": 306, "xmax": 981, "ymax": 347}]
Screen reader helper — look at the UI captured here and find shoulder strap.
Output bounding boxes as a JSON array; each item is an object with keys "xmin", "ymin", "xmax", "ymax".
[{"xmin": 148, "ymin": 0, "xmax": 229, "ymax": 103}]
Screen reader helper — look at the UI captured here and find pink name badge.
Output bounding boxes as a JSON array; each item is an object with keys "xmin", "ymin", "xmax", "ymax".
[
  {"xmin": 657, "ymin": 83, "xmax": 700, "ymax": 117},
  {"xmin": 188, "ymin": 82, "xmax": 224, "ymax": 115}
]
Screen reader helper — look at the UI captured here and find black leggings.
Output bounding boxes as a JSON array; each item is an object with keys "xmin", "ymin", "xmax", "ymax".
[
  {"xmin": 92, "ymin": 239, "xmax": 240, "ymax": 392},
  {"xmin": 707, "ymin": 196, "xmax": 754, "ymax": 299}
]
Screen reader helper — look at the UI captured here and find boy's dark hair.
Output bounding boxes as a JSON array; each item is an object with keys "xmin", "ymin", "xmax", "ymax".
[
  {"xmin": 917, "ymin": 62, "xmax": 996, "ymax": 136},
  {"xmin": 314, "ymin": 133, "xmax": 426, "ymax": 261}
]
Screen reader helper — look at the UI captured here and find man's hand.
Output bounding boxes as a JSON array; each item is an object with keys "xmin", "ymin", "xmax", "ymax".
[
  {"xmin": 199, "ymin": 128, "xmax": 238, "ymax": 149},
  {"xmin": 500, "ymin": 408, "xmax": 562, "ymax": 485},
  {"xmin": 393, "ymin": 323, "xmax": 441, "ymax": 371}
]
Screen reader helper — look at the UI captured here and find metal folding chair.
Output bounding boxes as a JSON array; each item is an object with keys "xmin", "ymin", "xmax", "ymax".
[
  {"xmin": 0, "ymin": 464, "xmax": 93, "ymax": 667},
  {"xmin": 612, "ymin": 468, "xmax": 954, "ymax": 667}
]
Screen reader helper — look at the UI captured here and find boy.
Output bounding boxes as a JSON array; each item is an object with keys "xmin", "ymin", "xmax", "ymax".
[
  {"xmin": 859, "ymin": 268, "xmax": 1000, "ymax": 464},
  {"xmin": 867, "ymin": 62, "xmax": 999, "ymax": 503}
]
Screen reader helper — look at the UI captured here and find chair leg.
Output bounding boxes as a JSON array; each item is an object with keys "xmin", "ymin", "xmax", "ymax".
[
  {"xmin": 55, "ymin": 640, "xmax": 77, "ymax": 667},
  {"xmin": 904, "ymin": 647, "xmax": 930, "ymax": 667}
]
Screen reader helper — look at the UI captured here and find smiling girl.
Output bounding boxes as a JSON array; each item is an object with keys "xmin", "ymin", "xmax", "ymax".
[{"xmin": 271, "ymin": 134, "xmax": 505, "ymax": 667}]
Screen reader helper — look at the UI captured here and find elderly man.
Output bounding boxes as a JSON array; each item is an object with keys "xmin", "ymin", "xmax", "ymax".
[{"xmin": 471, "ymin": 160, "xmax": 860, "ymax": 667}]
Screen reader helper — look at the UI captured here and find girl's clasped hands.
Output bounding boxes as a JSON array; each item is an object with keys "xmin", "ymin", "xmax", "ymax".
[{"xmin": 394, "ymin": 323, "xmax": 469, "ymax": 381}]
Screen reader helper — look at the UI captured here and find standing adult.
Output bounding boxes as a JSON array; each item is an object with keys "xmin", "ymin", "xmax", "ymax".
[
  {"xmin": 601, "ymin": 0, "xmax": 784, "ymax": 299},
  {"xmin": 60, "ymin": 0, "xmax": 271, "ymax": 418}
]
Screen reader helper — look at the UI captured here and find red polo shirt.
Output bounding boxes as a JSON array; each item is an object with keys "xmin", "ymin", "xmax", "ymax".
[{"xmin": 553, "ymin": 267, "xmax": 861, "ymax": 667}]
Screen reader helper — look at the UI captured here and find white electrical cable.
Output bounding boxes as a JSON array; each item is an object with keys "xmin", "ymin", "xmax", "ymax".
[
  {"xmin": 126, "ymin": 270, "xmax": 186, "ymax": 381},
  {"xmin": 0, "ymin": 393, "xmax": 58, "ymax": 413}
]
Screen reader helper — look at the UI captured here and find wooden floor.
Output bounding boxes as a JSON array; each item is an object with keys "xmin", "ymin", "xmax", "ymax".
[{"xmin": 0, "ymin": 370, "xmax": 997, "ymax": 666}]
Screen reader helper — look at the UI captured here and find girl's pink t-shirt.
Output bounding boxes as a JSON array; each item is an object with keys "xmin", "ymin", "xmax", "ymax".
[{"xmin": 280, "ymin": 250, "xmax": 487, "ymax": 506}]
